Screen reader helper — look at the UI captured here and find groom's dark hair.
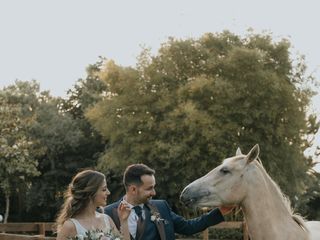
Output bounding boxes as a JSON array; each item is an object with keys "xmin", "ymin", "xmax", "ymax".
[{"xmin": 123, "ymin": 163, "xmax": 155, "ymax": 189}]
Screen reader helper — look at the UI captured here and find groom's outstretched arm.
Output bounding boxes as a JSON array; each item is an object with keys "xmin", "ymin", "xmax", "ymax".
[{"xmin": 165, "ymin": 201, "xmax": 224, "ymax": 235}]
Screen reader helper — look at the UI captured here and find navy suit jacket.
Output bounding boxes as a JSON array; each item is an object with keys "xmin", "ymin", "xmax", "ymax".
[{"xmin": 104, "ymin": 199, "xmax": 224, "ymax": 240}]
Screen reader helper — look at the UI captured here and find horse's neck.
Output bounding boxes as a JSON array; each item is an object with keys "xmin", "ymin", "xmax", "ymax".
[
  {"xmin": 242, "ymin": 192, "xmax": 297, "ymax": 239},
  {"xmin": 241, "ymin": 166, "xmax": 308, "ymax": 240}
]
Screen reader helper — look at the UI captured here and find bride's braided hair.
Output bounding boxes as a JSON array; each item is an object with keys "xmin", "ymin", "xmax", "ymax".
[{"xmin": 55, "ymin": 170, "xmax": 105, "ymax": 232}]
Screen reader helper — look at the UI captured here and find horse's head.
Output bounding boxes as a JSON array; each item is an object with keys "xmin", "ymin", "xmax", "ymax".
[{"xmin": 180, "ymin": 144, "xmax": 260, "ymax": 207}]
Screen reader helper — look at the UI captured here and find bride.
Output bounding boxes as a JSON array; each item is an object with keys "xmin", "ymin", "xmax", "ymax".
[{"xmin": 56, "ymin": 170, "xmax": 130, "ymax": 240}]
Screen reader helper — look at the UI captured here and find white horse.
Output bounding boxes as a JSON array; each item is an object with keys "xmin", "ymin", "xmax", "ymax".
[{"xmin": 180, "ymin": 144, "xmax": 320, "ymax": 240}]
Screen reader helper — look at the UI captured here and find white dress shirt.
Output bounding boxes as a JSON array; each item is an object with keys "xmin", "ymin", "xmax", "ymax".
[{"xmin": 126, "ymin": 202, "xmax": 145, "ymax": 238}]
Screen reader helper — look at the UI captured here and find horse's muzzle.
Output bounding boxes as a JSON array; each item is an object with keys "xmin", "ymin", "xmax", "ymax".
[{"xmin": 180, "ymin": 187, "xmax": 210, "ymax": 206}]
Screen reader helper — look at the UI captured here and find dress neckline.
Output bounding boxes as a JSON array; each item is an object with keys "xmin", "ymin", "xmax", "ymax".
[{"xmin": 71, "ymin": 213, "xmax": 110, "ymax": 233}]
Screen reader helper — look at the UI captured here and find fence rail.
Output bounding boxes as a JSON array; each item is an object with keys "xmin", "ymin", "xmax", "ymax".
[
  {"xmin": 202, "ymin": 221, "xmax": 248, "ymax": 240},
  {"xmin": 0, "ymin": 221, "xmax": 248, "ymax": 240},
  {"xmin": 0, "ymin": 222, "xmax": 54, "ymax": 240}
]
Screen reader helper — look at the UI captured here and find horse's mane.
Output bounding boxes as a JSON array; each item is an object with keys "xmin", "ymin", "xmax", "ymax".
[{"xmin": 255, "ymin": 157, "xmax": 308, "ymax": 232}]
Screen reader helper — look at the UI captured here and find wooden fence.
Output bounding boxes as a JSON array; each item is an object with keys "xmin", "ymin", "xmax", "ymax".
[
  {"xmin": 202, "ymin": 221, "xmax": 249, "ymax": 240},
  {"xmin": 0, "ymin": 222, "xmax": 54, "ymax": 240},
  {"xmin": 0, "ymin": 221, "xmax": 249, "ymax": 240}
]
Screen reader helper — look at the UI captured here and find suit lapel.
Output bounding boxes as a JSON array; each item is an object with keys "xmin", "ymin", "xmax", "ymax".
[{"xmin": 146, "ymin": 203, "xmax": 166, "ymax": 240}]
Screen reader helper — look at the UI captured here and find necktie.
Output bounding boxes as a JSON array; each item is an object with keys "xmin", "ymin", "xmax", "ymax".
[{"xmin": 133, "ymin": 206, "xmax": 144, "ymax": 239}]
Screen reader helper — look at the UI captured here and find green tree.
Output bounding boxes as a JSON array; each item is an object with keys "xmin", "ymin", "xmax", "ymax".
[
  {"xmin": 86, "ymin": 31, "xmax": 319, "ymax": 213},
  {"xmin": 26, "ymin": 97, "xmax": 86, "ymax": 220},
  {"xmin": 27, "ymin": 60, "xmax": 107, "ymax": 221},
  {"xmin": 0, "ymin": 94, "xmax": 40, "ymax": 223},
  {"xmin": 0, "ymin": 80, "xmax": 89, "ymax": 221},
  {"xmin": 63, "ymin": 57, "xmax": 107, "ymax": 117}
]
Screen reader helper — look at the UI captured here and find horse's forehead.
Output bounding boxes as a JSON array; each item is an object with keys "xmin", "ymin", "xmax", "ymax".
[{"xmin": 222, "ymin": 156, "xmax": 246, "ymax": 169}]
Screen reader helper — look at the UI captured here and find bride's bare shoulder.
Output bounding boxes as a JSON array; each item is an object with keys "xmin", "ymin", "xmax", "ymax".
[
  {"xmin": 63, "ymin": 219, "xmax": 76, "ymax": 229},
  {"xmin": 56, "ymin": 220, "xmax": 76, "ymax": 240}
]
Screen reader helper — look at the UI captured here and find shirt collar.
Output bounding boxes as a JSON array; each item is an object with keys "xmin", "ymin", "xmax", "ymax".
[{"xmin": 122, "ymin": 196, "xmax": 144, "ymax": 210}]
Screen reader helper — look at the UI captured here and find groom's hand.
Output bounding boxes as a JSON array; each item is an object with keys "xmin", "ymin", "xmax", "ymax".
[
  {"xmin": 219, "ymin": 205, "xmax": 236, "ymax": 215},
  {"xmin": 118, "ymin": 200, "xmax": 131, "ymax": 222}
]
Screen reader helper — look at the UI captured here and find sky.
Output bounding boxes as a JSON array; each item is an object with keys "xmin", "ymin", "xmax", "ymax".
[{"xmin": 0, "ymin": 0, "xmax": 319, "ymax": 169}]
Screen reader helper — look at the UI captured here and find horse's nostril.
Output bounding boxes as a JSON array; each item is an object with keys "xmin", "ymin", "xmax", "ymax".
[
  {"xmin": 183, "ymin": 198, "xmax": 195, "ymax": 207},
  {"xmin": 180, "ymin": 191, "xmax": 196, "ymax": 207}
]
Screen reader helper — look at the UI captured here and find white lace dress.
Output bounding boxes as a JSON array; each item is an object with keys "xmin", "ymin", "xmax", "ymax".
[{"xmin": 70, "ymin": 214, "xmax": 111, "ymax": 237}]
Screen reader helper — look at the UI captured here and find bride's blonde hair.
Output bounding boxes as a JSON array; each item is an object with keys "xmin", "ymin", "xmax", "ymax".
[{"xmin": 55, "ymin": 169, "xmax": 106, "ymax": 232}]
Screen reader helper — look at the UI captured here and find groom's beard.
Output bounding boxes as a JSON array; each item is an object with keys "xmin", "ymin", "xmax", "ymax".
[
  {"xmin": 136, "ymin": 192, "xmax": 153, "ymax": 204},
  {"xmin": 138, "ymin": 195, "xmax": 152, "ymax": 204}
]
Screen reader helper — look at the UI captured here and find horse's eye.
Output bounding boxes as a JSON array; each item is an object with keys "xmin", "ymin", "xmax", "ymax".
[{"xmin": 220, "ymin": 167, "xmax": 230, "ymax": 175}]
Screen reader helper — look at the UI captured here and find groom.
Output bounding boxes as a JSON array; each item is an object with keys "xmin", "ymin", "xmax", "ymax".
[{"xmin": 104, "ymin": 163, "xmax": 232, "ymax": 240}]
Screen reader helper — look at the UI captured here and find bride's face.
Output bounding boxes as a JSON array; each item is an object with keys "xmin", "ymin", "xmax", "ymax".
[{"xmin": 93, "ymin": 179, "xmax": 110, "ymax": 207}]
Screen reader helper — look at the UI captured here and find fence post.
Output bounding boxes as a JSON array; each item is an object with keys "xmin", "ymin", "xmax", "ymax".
[
  {"xmin": 242, "ymin": 221, "xmax": 249, "ymax": 240},
  {"xmin": 203, "ymin": 228, "xmax": 209, "ymax": 240},
  {"xmin": 201, "ymin": 207, "xmax": 209, "ymax": 240},
  {"xmin": 38, "ymin": 223, "xmax": 45, "ymax": 240}
]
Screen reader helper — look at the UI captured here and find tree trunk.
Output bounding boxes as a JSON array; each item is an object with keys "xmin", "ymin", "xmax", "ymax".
[{"xmin": 4, "ymin": 194, "xmax": 10, "ymax": 223}]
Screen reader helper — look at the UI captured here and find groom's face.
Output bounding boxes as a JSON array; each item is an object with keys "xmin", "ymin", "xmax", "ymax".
[{"xmin": 136, "ymin": 174, "xmax": 156, "ymax": 204}]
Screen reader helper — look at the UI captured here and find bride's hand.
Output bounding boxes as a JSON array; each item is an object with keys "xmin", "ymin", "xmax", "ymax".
[{"xmin": 118, "ymin": 200, "xmax": 131, "ymax": 222}]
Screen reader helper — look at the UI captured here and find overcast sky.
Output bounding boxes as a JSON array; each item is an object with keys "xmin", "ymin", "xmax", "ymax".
[{"xmin": 0, "ymin": 0, "xmax": 319, "ymax": 168}]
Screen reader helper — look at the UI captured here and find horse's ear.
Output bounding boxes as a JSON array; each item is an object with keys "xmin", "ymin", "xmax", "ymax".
[
  {"xmin": 236, "ymin": 147, "xmax": 242, "ymax": 156},
  {"xmin": 246, "ymin": 144, "xmax": 260, "ymax": 164}
]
